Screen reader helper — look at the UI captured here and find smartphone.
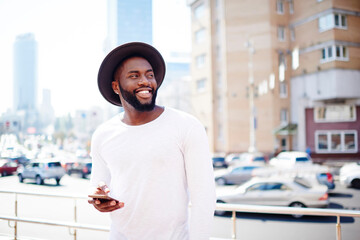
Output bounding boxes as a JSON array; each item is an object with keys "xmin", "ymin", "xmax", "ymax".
[{"xmin": 88, "ymin": 194, "xmax": 118, "ymax": 202}]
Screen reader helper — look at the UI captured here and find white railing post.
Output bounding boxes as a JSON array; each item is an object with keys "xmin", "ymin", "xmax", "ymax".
[{"xmin": 231, "ymin": 211, "xmax": 236, "ymax": 239}]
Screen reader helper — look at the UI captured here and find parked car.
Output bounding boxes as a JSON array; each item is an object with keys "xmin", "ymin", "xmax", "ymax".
[
  {"xmin": 226, "ymin": 152, "xmax": 266, "ymax": 167},
  {"xmin": 80, "ymin": 161, "xmax": 92, "ymax": 179},
  {"xmin": 215, "ymin": 165, "xmax": 262, "ymax": 185},
  {"xmin": 0, "ymin": 159, "xmax": 18, "ymax": 176},
  {"xmin": 67, "ymin": 159, "xmax": 92, "ymax": 178},
  {"xmin": 253, "ymin": 165, "xmax": 336, "ymax": 190},
  {"xmin": 17, "ymin": 159, "xmax": 66, "ymax": 185},
  {"xmin": 339, "ymin": 162, "xmax": 360, "ymax": 189},
  {"xmin": 216, "ymin": 177, "xmax": 329, "ymax": 217},
  {"xmin": 269, "ymin": 151, "xmax": 312, "ymax": 168},
  {"xmin": 316, "ymin": 172, "xmax": 336, "ymax": 190},
  {"xmin": 212, "ymin": 156, "xmax": 227, "ymax": 168}
]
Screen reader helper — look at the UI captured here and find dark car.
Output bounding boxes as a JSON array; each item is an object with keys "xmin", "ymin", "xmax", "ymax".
[
  {"xmin": 81, "ymin": 161, "xmax": 92, "ymax": 178},
  {"xmin": 213, "ymin": 156, "xmax": 227, "ymax": 168},
  {"xmin": 0, "ymin": 159, "xmax": 18, "ymax": 176},
  {"xmin": 67, "ymin": 159, "xmax": 92, "ymax": 178},
  {"xmin": 317, "ymin": 172, "xmax": 336, "ymax": 190}
]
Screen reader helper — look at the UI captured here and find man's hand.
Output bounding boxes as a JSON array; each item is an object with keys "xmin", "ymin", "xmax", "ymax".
[{"xmin": 88, "ymin": 182, "xmax": 124, "ymax": 212}]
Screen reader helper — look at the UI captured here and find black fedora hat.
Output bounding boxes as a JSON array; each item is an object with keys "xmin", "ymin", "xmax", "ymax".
[{"xmin": 97, "ymin": 42, "xmax": 166, "ymax": 106}]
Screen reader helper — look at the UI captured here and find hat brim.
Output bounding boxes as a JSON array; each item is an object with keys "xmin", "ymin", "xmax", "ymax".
[{"xmin": 97, "ymin": 42, "xmax": 166, "ymax": 106}]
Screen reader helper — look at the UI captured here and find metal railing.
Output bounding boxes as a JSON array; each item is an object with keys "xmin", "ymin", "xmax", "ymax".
[
  {"xmin": 1, "ymin": 190, "xmax": 360, "ymax": 240},
  {"xmin": 216, "ymin": 202, "xmax": 360, "ymax": 240},
  {"xmin": 0, "ymin": 190, "xmax": 101, "ymax": 240}
]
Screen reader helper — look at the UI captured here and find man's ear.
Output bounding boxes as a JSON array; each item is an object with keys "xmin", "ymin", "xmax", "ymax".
[{"xmin": 112, "ymin": 81, "xmax": 120, "ymax": 95}]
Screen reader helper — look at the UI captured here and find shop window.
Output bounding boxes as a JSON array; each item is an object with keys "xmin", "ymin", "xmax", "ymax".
[{"xmin": 315, "ymin": 131, "xmax": 357, "ymax": 153}]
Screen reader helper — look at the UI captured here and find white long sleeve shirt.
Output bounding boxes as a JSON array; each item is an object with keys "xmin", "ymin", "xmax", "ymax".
[{"xmin": 90, "ymin": 107, "xmax": 216, "ymax": 240}]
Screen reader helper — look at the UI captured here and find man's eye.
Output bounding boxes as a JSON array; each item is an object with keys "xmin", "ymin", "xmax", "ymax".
[
  {"xmin": 147, "ymin": 73, "xmax": 154, "ymax": 78},
  {"xmin": 129, "ymin": 74, "xmax": 138, "ymax": 78}
]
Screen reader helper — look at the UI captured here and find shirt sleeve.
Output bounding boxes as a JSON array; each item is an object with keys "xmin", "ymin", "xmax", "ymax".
[
  {"xmin": 90, "ymin": 133, "xmax": 111, "ymax": 189},
  {"xmin": 183, "ymin": 120, "xmax": 216, "ymax": 240}
]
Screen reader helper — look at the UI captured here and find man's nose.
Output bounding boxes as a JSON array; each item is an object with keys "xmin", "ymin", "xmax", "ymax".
[{"xmin": 138, "ymin": 75, "xmax": 150, "ymax": 86}]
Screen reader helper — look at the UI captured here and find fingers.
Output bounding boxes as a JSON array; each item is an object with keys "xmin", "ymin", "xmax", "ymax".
[
  {"xmin": 97, "ymin": 181, "xmax": 110, "ymax": 194},
  {"xmin": 88, "ymin": 199, "xmax": 125, "ymax": 212}
]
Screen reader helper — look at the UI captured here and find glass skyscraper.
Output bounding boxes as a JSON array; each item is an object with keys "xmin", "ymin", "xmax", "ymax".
[
  {"xmin": 13, "ymin": 33, "xmax": 39, "ymax": 133},
  {"xmin": 107, "ymin": 0, "xmax": 153, "ymax": 47},
  {"xmin": 13, "ymin": 33, "xmax": 38, "ymax": 112}
]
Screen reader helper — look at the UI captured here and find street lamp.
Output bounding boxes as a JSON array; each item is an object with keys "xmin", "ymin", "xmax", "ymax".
[{"xmin": 245, "ymin": 40, "xmax": 257, "ymax": 153}]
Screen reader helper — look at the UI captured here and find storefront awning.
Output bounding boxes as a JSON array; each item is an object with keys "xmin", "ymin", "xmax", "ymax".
[{"xmin": 273, "ymin": 123, "xmax": 297, "ymax": 136}]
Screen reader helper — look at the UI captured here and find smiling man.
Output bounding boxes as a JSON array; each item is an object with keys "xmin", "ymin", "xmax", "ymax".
[{"xmin": 89, "ymin": 42, "xmax": 216, "ymax": 240}]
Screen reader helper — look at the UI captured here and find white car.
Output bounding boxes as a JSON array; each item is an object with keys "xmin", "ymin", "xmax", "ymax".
[
  {"xmin": 18, "ymin": 159, "xmax": 66, "ymax": 185},
  {"xmin": 216, "ymin": 177, "xmax": 329, "ymax": 217},
  {"xmin": 215, "ymin": 165, "xmax": 263, "ymax": 185},
  {"xmin": 339, "ymin": 162, "xmax": 360, "ymax": 189},
  {"xmin": 225, "ymin": 152, "xmax": 266, "ymax": 167},
  {"xmin": 269, "ymin": 151, "xmax": 312, "ymax": 168}
]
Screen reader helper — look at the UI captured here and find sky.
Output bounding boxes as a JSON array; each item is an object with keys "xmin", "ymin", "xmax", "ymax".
[{"xmin": 0, "ymin": 0, "xmax": 191, "ymax": 117}]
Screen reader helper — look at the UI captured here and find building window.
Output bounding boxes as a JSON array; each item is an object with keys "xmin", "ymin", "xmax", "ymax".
[
  {"xmin": 195, "ymin": 28, "xmax": 206, "ymax": 44},
  {"xmin": 269, "ymin": 73, "xmax": 275, "ymax": 89},
  {"xmin": 290, "ymin": 28, "xmax": 295, "ymax": 41},
  {"xmin": 315, "ymin": 130, "xmax": 358, "ymax": 153},
  {"xmin": 217, "ymin": 123, "xmax": 224, "ymax": 142},
  {"xmin": 196, "ymin": 78, "xmax": 206, "ymax": 92},
  {"xmin": 195, "ymin": 54, "xmax": 206, "ymax": 68},
  {"xmin": 217, "ymin": 96, "xmax": 223, "ymax": 113},
  {"xmin": 279, "ymin": 82, "xmax": 287, "ymax": 98},
  {"xmin": 258, "ymin": 80, "xmax": 268, "ymax": 96},
  {"xmin": 277, "ymin": 26, "xmax": 285, "ymax": 41},
  {"xmin": 280, "ymin": 108, "xmax": 288, "ymax": 125},
  {"xmin": 289, "ymin": 0, "xmax": 294, "ymax": 14},
  {"xmin": 194, "ymin": 3, "xmax": 205, "ymax": 19},
  {"xmin": 319, "ymin": 13, "xmax": 347, "ymax": 32},
  {"xmin": 314, "ymin": 105, "xmax": 356, "ymax": 122},
  {"xmin": 279, "ymin": 53, "xmax": 287, "ymax": 69},
  {"xmin": 276, "ymin": 0, "xmax": 284, "ymax": 14},
  {"xmin": 292, "ymin": 48, "xmax": 299, "ymax": 70},
  {"xmin": 217, "ymin": 72, "xmax": 222, "ymax": 88},
  {"xmin": 321, "ymin": 45, "xmax": 349, "ymax": 62},
  {"xmin": 334, "ymin": 13, "xmax": 347, "ymax": 28},
  {"xmin": 216, "ymin": 45, "xmax": 221, "ymax": 61}
]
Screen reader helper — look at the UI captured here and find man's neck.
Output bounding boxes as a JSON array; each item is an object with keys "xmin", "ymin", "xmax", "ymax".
[{"xmin": 121, "ymin": 105, "xmax": 164, "ymax": 126}]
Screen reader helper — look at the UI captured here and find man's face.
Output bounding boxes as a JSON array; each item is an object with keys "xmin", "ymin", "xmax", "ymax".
[{"xmin": 113, "ymin": 57, "xmax": 158, "ymax": 111}]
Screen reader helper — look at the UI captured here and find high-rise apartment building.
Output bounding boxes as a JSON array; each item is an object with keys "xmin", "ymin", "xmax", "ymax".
[{"xmin": 188, "ymin": 0, "xmax": 360, "ymax": 162}]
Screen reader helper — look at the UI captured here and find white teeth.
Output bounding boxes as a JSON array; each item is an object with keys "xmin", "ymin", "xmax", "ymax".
[{"xmin": 139, "ymin": 90, "xmax": 150, "ymax": 93}]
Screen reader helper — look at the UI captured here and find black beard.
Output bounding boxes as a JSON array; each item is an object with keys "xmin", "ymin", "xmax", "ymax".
[{"xmin": 119, "ymin": 84, "xmax": 157, "ymax": 112}]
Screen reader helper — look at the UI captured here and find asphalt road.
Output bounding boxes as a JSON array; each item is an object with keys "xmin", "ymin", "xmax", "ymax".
[{"xmin": 0, "ymin": 174, "xmax": 359, "ymax": 240}]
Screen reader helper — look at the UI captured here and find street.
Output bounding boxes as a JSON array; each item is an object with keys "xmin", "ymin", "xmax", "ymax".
[{"xmin": 0, "ymin": 174, "xmax": 359, "ymax": 240}]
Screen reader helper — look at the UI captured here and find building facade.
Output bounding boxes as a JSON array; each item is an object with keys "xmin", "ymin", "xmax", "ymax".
[
  {"xmin": 187, "ymin": 0, "xmax": 360, "ymax": 162},
  {"xmin": 290, "ymin": 0, "xmax": 360, "ymax": 161}
]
